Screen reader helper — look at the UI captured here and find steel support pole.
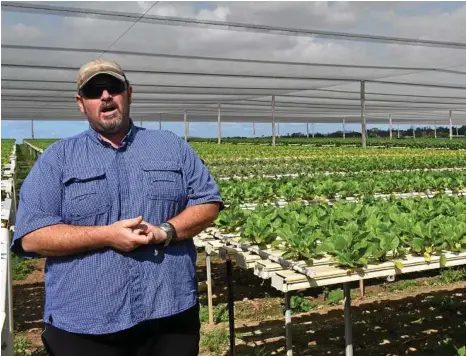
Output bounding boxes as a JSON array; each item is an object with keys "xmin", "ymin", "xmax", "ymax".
[
  {"xmin": 306, "ymin": 122, "xmax": 309, "ymax": 138},
  {"xmin": 285, "ymin": 292, "xmax": 293, "ymax": 356},
  {"xmin": 140, "ymin": 119, "xmax": 143, "ymax": 127},
  {"xmin": 456, "ymin": 126, "xmax": 459, "ymax": 137},
  {"xmin": 226, "ymin": 258, "xmax": 235, "ymax": 356},
  {"xmin": 1, "ymin": 228, "xmax": 14, "ymax": 356},
  {"xmin": 397, "ymin": 124, "xmax": 400, "ymax": 139},
  {"xmin": 217, "ymin": 104, "xmax": 222, "ymax": 145},
  {"xmin": 389, "ymin": 114, "xmax": 392, "ymax": 140},
  {"xmin": 253, "ymin": 122, "xmax": 256, "ymax": 137},
  {"xmin": 184, "ymin": 111, "xmax": 188, "ymax": 142},
  {"xmin": 159, "ymin": 113, "xmax": 162, "ymax": 130},
  {"xmin": 434, "ymin": 124, "xmax": 437, "ymax": 138},
  {"xmin": 343, "ymin": 283, "xmax": 353, "ymax": 356},
  {"xmin": 413, "ymin": 125, "xmax": 416, "ymax": 139},
  {"xmin": 272, "ymin": 95, "xmax": 276, "ymax": 146},
  {"xmin": 360, "ymin": 81, "xmax": 367, "ymax": 148},
  {"xmin": 449, "ymin": 110, "xmax": 453, "ymax": 140},
  {"xmin": 206, "ymin": 253, "xmax": 214, "ymax": 325},
  {"xmin": 342, "ymin": 119, "xmax": 346, "ymax": 139},
  {"xmin": 31, "ymin": 119, "xmax": 35, "ymax": 139},
  {"xmin": 277, "ymin": 120, "xmax": 280, "ymax": 138},
  {"xmin": 312, "ymin": 122, "xmax": 315, "ymax": 138}
]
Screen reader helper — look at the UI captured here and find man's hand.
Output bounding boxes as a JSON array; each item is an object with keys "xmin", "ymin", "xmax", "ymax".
[
  {"xmin": 106, "ymin": 216, "xmax": 155, "ymax": 252},
  {"xmin": 138, "ymin": 221, "xmax": 168, "ymax": 245}
]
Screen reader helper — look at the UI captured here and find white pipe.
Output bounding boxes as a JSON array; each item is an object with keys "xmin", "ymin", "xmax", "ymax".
[
  {"xmin": 449, "ymin": 110, "xmax": 453, "ymax": 140},
  {"xmin": 272, "ymin": 95, "xmax": 276, "ymax": 146},
  {"xmin": 218, "ymin": 104, "xmax": 222, "ymax": 145},
  {"xmin": 389, "ymin": 114, "xmax": 392, "ymax": 140},
  {"xmin": 1, "ymin": 228, "xmax": 14, "ymax": 356},
  {"xmin": 360, "ymin": 81, "xmax": 367, "ymax": 148},
  {"xmin": 342, "ymin": 118, "xmax": 346, "ymax": 139},
  {"xmin": 214, "ymin": 231, "xmax": 317, "ymax": 278},
  {"xmin": 184, "ymin": 111, "xmax": 188, "ymax": 142}
]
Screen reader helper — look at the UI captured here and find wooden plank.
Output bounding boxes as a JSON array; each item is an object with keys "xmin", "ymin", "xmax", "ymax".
[
  {"xmin": 254, "ymin": 260, "xmax": 285, "ymax": 279},
  {"xmin": 235, "ymin": 251, "xmax": 263, "ymax": 269},
  {"xmin": 271, "ymin": 252, "xmax": 466, "ymax": 292},
  {"xmin": 205, "ymin": 240, "xmax": 225, "ymax": 255}
]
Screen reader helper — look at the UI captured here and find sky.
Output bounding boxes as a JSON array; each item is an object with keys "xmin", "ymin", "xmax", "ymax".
[{"xmin": 2, "ymin": 1, "xmax": 466, "ymax": 142}]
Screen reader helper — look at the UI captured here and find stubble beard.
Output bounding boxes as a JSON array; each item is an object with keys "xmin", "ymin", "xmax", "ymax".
[
  {"xmin": 87, "ymin": 97, "xmax": 130, "ymax": 135},
  {"xmin": 99, "ymin": 111, "xmax": 124, "ymax": 134}
]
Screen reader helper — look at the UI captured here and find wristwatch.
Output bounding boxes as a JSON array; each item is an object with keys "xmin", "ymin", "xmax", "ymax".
[{"xmin": 159, "ymin": 222, "xmax": 177, "ymax": 247}]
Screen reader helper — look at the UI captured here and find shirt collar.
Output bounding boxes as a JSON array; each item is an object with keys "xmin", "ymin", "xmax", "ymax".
[{"xmin": 86, "ymin": 119, "xmax": 138, "ymax": 148}]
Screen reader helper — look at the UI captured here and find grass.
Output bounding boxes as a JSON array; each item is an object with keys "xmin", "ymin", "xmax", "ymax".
[
  {"xmin": 12, "ymin": 254, "xmax": 35, "ymax": 280},
  {"xmin": 14, "ymin": 336, "xmax": 33, "ymax": 356},
  {"xmin": 326, "ymin": 289, "xmax": 344, "ymax": 306},
  {"xmin": 200, "ymin": 327, "xmax": 229, "ymax": 356},
  {"xmin": 439, "ymin": 268, "xmax": 466, "ymax": 284},
  {"xmin": 289, "ymin": 295, "xmax": 318, "ymax": 313},
  {"xmin": 199, "ymin": 303, "xmax": 229, "ymax": 324},
  {"xmin": 384, "ymin": 279, "xmax": 417, "ymax": 292}
]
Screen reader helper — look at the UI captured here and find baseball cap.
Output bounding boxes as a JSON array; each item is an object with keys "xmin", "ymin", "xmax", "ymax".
[{"xmin": 77, "ymin": 59, "xmax": 127, "ymax": 91}]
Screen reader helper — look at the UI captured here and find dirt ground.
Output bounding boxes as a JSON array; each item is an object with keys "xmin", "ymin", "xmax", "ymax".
[{"xmin": 13, "ymin": 255, "xmax": 466, "ymax": 356}]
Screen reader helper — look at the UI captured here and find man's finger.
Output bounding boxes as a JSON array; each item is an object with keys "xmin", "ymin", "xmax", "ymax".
[
  {"xmin": 132, "ymin": 234, "xmax": 152, "ymax": 245},
  {"xmin": 122, "ymin": 216, "xmax": 143, "ymax": 228}
]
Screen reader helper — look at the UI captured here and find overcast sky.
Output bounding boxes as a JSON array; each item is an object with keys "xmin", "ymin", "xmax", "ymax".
[{"xmin": 2, "ymin": 1, "xmax": 466, "ymax": 141}]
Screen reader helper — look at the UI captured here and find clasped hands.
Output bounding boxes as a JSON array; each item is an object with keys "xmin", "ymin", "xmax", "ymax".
[{"xmin": 107, "ymin": 216, "xmax": 168, "ymax": 252}]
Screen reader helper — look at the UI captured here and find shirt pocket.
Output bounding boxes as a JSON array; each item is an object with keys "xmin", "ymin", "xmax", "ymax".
[
  {"xmin": 63, "ymin": 169, "xmax": 111, "ymax": 220},
  {"xmin": 141, "ymin": 161, "xmax": 184, "ymax": 202}
]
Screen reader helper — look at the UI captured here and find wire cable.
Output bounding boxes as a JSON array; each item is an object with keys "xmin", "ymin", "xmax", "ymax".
[{"xmin": 98, "ymin": 1, "xmax": 159, "ymax": 58}]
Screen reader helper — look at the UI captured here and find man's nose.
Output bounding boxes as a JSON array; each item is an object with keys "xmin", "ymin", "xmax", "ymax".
[{"xmin": 101, "ymin": 90, "xmax": 112, "ymax": 100}]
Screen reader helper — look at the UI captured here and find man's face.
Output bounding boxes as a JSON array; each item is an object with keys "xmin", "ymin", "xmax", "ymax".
[{"xmin": 76, "ymin": 74, "xmax": 133, "ymax": 134}]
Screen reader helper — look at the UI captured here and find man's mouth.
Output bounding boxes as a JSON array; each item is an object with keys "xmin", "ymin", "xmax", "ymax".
[{"xmin": 101, "ymin": 105, "xmax": 118, "ymax": 115}]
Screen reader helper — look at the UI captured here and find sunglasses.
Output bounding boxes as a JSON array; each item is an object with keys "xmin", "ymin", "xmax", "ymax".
[{"xmin": 80, "ymin": 80, "xmax": 127, "ymax": 99}]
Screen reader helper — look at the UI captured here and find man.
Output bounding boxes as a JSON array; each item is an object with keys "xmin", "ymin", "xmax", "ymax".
[{"xmin": 12, "ymin": 59, "xmax": 223, "ymax": 356}]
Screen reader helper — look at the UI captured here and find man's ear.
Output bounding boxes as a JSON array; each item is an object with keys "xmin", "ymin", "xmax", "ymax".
[
  {"xmin": 76, "ymin": 94, "xmax": 85, "ymax": 114},
  {"xmin": 127, "ymin": 84, "xmax": 133, "ymax": 105}
]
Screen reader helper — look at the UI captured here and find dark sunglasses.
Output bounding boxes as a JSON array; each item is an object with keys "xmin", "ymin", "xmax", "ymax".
[{"xmin": 80, "ymin": 80, "xmax": 127, "ymax": 99}]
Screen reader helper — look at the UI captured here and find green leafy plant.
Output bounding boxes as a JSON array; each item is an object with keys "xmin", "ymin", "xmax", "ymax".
[
  {"xmin": 289, "ymin": 295, "xmax": 318, "ymax": 313},
  {"xmin": 326, "ymin": 289, "xmax": 344, "ymax": 306}
]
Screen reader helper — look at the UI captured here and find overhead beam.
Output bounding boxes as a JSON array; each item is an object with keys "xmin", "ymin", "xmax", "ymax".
[{"xmin": 3, "ymin": 2, "xmax": 466, "ymax": 50}]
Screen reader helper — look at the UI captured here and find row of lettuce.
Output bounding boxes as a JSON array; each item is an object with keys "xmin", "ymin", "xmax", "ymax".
[
  {"xmin": 215, "ymin": 195, "xmax": 466, "ymax": 269},
  {"xmin": 219, "ymin": 170, "xmax": 466, "ymax": 203},
  {"xmin": 1, "ymin": 139, "xmax": 15, "ymax": 166},
  {"xmin": 190, "ymin": 137, "xmax": 466, "ymax": 149},
  {"xmin": 209, "ymin": 154, "xmax": 466, "ymax": 177}
]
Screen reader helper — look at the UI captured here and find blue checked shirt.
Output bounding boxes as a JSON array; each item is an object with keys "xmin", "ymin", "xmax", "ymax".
[{"xmin": 12, "ymin": 121, "xmax": 223, "ymax": 334}]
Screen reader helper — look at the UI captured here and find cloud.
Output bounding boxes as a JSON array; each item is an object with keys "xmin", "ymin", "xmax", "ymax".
[
  {"xmin": 2, "ymin": 22, "xmax": 43, "ymax": 41},
  {"xmin": 2, "ymin": 1, "xmax": 466, "ymax": 127}
]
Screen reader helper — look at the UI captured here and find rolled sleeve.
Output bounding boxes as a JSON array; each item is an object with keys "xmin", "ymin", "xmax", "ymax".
[
  {"xmin": 181, "ymin": 141, "xmax": 223, "ymax": 209},
  {"xmin": 11, "ymin": 143, "xmax": 64, "ymax": 258}
]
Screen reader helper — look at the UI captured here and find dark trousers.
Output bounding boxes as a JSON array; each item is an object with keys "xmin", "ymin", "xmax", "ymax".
[{"xmin": 41, "ymin": 304, "xmax": 200, "ymax": 356}]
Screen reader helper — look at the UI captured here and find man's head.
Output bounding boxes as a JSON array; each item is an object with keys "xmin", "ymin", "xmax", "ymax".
[{"xmin": 76, "ymin": 59, "xmax": 133, "ymax": 135}]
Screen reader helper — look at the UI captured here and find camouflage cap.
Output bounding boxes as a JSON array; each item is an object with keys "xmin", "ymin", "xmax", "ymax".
[{"xmin": 77, "ymin": 59, "xmax": 126, "ymax": 91}]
